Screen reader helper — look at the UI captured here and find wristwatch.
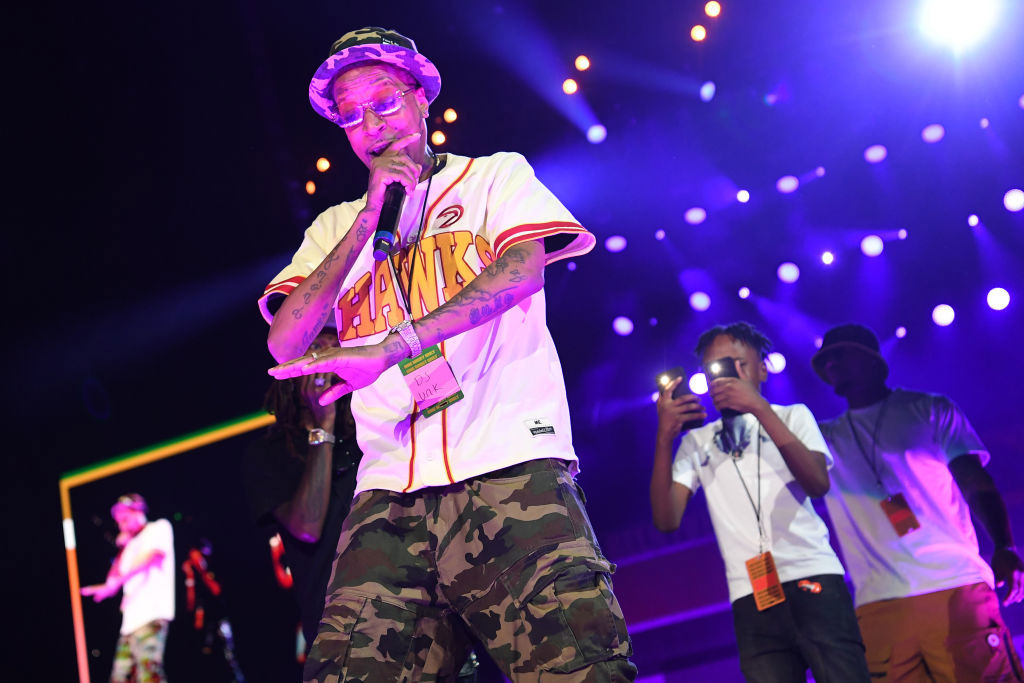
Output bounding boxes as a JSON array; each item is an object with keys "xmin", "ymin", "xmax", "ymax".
[
  {"xmin": 308, "ymin": 428, "xmax": 336, "ymax": 446},
  {"xmin": 391, "ymin": 319, "xmax": 422, "ymax": 358}
]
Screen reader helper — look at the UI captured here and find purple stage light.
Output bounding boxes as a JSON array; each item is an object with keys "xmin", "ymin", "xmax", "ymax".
[
  {"xmin": 604, "ymin": 235, "xmax": 627, "ymax": 253},
  {"xmin": 919, "ymin": 0, "xmax": 998, "ymax": 52},
  {"xmin": 932, "ymin": 304, "xmax": 955, "ymax": 327},
  {"xmin": 736, "ymin": 189, "xmax": 750, "ymax": 203},
  {"xmin": 968, "ymin": 214, "xmax": 980, "ymax": 227},
  {"xmin": 864, "ymin": 145, "xmax": 888, "ymax": 163},
  {"xmin": 1004, "ymin": 189, "xmax": 1024, "ymax": 212},
  {"xmin": 655, "ymin": 229, "xmax": 666, "ymax": 240},
  {"xmin": 567, "ymin": 261, "xmax": 577, "ymax": 271},
  {"xmin": 649, "ymin": 318, "xmax": 658, "ymax": 326},
  {"xmin": 699, "ymin": 81, "xmax": 716, "ymax": 102},
  {"xmin": 689, "ymin": 292, "xmax": 711, "ymax": 312},
  {"xmin": 738, "ymin": 286, "xmax": 751, "ymax": 299},
  {"xmin": 650, "ymin": 391, "xmax": 660, "ymax": 403},
  {"xmin": 684, "ymin": 207, "xmax": 707, "ymax": 225},
  {"xmin": 777, "ymin": 262, "xmax": 800, "ymax": 283},
  {"xmin": 821, "ymin": 251, "xmax": 835, "ymax": 265},
  {"xmin": 612, "ymin": 316, "xmax": 634, "ymax": 336},
  {"xmin": 980, "ymin": 118, "xmax": 990, "ymax": 129},
  {"xmin": 1020, "ymin": 94, "xmax": 1024, "ymax": 110},
  {"xmin": 587, "ymin": 124, "xmax": 607, "ymax": 144},
  {"xmin": 921, "ymin": 124, "xmax": 945, "ymax": 143},
  {"xmin": 814, "ymin": 337, "xmax": 823, "ymax": 348},
  {"xmin": 814, "ymin": 166, "xmax": 826, "ymax": 177},
  {"xmin": 895, "ymin": 326, "xmax": 907, "ymax": 339},
  {"xmin": 861, "ymin": 235, "xmax": 884, "ymax": 257},
  {"xmin": 689, "ymin": 372, "xmax": 709, "ymax": 395},
  {"xmin": 767, "ymin": 352, "xmax": 786, "ymax": 374},
  {"xmin": 776, "ymin": 176, "xmax": 799, "ymax": 194},
  {"xmin": 987, "ymin": 287, "xmax": 1010, "ymax": 311}
]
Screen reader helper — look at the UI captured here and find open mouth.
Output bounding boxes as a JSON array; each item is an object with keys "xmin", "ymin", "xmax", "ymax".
[{"xmin": 369, "ymin": 141, "xmax": 393, "ymax": 157}]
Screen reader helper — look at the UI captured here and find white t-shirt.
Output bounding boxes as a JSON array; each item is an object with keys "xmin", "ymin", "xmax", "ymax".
[
  {"xmin": 672, "ymin": 404, "xmax": 845, "ymax": 603},
  {"xmin": 261, "ymin": 152, "xmax": 595, "ymax": 494},
  {"xmin": 819, "ymin": 388, "xmax": 993, "ymax": 608},
  {"xmin": 118, "ymin": 519, "xmax": 175, "ymax": 635}
]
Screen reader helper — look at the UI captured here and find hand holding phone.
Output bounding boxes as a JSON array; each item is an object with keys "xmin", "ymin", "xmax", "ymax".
[
  {"xmin": 656, "ymin": 367, "xmax": 705, "ymax": 431},
  {"xmin": 704, "ymin": 356, "xmax": 741, "ymax": 419}
]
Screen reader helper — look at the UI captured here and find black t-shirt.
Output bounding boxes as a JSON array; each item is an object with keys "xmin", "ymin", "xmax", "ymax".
[{"xmin": 242, "ymin": 429, "xmax": 361, "ymax": 648}]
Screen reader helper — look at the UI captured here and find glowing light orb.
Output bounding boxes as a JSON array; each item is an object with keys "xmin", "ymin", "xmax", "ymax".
[
  {"xmin": 814, "ymin": 337, "xmax": 823, "ymax": 348},
  {"xmin": 919, "ymin": 0, "xmax": 999, "ymax": 52},
  {"xmin": 815, "ymin": 166, "xmax": 826, "ymax": 177},
  {"xmin": 864, "ymin": 144, "xmax": 888, "ymax": 163},
  {"xmin": 1004, "ymin": 189, "xmax": 1024, "ymax": 212},
  {"xmin": 776, "ymin": 175, "xmax": 799, "ymax": 194},
  {"xmin": 898, "ymin": 229, "xmax": 908, "ymax": 240},
  {"xmin": 1020, "ymin": 94, "xmax": 1024, "ymax": 110},
  {"xmin": 612, "ymin": 316, "xmax": 634, "ymax": 336},
  {"xmin": 980, "ymin": 117, "xmax": 990, "ymax": 129},
  {"xmin": 586, "ymin": 124, "xmax": 607, "ymax": 144},
  {"xmin": 689, "ymin": 292, "xmax": 711, "ymax": 312},
  {"xmin": 316, "ymin": 157, "xmax": 330, "ymax": 172},
  {"xmin": 604, "ymin": 235, "xmax": 627, "ymax": 253},
  {"xmin": 705, "ymin": 1, "xmax": 722, "ymax": 18},
  {"xmin": 988, "ymin": 287, "xmax": 1010, "ymax": 311},
  {"xmin": 821, "ymin": 251, "xmax": 835, "ymax": 265},
  {"xmin": 443, "ymin": 108, "xmax": 458, "ymax": 123},
  {"xmin": 691, "ymin": 25, "xmax": 707, "ymax": 41},
  {"xmin": 431, "ymin": 130, "xmax": 446, "ymax": 146},
  {"xmin": 562, "ymin": 78, "xmax": 578, "ymax": 95},
  {"xmin": 932, "ymin": 304, "xmax": 955, "ymax": 327},
  {"xmin": 738, "ymin": 286, "xmax": 751, "ymax": 299},
  {"xmin": 767, "ymin": 352, "xmax": 786, "ymax": 374},
  {"xmin": 655, "ymin": 229, "xmax": 666, "ymax": 240},
  {"xmin": 567, "ymin": 261, "xmax": 577, "ymax": 271},
  {"xmin": 689, "ymin": 373, "xmax": 709, "ymax": 395},
  {"xmin": 684, "ymin": 207, "xmax": 707, "ymax": 225},
  {"xmin": 921, "ymin": 124, "xmax": 946, "ymax": 143},
  {"xmin": 736, "ymin": 189, "xmax": 750, "ymax": 203},
  {"xmin": 699, "ymin": 81, "xmax": 716, "ymax": 102},
  {"xmin": 575, "ymin": 55, "xmax": 591, "ymax": 71},
  {"xmin": 305, "ymin": 180, "xmax": 316, "ymax": 195},
  {"xmin": 895, "ymin": 326, "xmax": 907, "ymax": 338},
  {"xmin": 860, "ymin": 235, "xmax": 884, "ymax": 257},
  {"xmin": 777, "ymin": 262, "xmax": 800, "ymax": 283},
  {"xmin": 968, "ymin": 214, "xmax": 980, "ymax": 227},
  {"xmin": 651, "ymin": 391, "xmax": 660, "ymax": 403},
  {"xmin": 649, "ymin": 318, "xmax": 658, "ymax": 326}
]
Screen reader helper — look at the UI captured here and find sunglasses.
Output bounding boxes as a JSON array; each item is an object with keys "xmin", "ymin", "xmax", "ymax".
[{"xmin": 334, "ymin": 86, "xmax": 417, "ymax": 129}]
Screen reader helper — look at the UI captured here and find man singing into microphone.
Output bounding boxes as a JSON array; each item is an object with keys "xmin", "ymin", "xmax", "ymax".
[{"xmin": 258, "ymin": 27, "xmax": 635, "ymax": 682}]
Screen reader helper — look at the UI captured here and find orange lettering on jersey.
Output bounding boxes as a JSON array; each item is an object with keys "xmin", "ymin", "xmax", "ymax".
[
  {"xmin": 336, "ymin": 272, "xmax": 373, "ymax": 341},
  {"xmin": 372, "ymin": 260, "xmax": 403, "ymax": 333},
  {"xmin": 399, "ymin": 237, "xmax": 441, "ymax": 318},
  {"xmin": 475, "ymin": 235, "xmax": 495, "ymax": 267},
  {"xmin": 436, "ymin": 231, "xmax": 479, "ymax": 303}
]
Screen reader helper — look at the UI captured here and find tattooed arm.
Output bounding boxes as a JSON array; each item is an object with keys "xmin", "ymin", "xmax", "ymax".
[{"xmin": 268, "ymin": 240, "xmax": 546, "ymax": 404}]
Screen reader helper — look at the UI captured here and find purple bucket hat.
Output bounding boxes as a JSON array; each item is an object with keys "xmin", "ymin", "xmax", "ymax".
[{"xmin": 309, "ymin": 27, "xmax": 441, "ymax": 125}]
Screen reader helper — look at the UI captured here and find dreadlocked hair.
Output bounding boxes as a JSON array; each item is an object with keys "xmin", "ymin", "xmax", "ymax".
[{"xmin": 694, "ymin": 321, "xmax": 773, "ymax": 361}]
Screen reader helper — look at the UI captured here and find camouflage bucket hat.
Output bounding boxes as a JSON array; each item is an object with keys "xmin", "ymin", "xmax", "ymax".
[{"xmin": 309, "ymin": 27, "xmax": 441, "ymax": 124}]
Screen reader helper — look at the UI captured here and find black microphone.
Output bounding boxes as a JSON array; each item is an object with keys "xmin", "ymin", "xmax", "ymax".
[{"xmin": 372, "ymin": 183, "xmax": 406, "ymax": 261}]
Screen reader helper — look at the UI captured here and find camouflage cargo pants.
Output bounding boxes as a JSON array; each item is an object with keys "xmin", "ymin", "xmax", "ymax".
[
  {"xmin": 110, "ymin": 619, "xmax": 168, "ymax": 683},
  {"xmin": 303, "ymin": 458, "xmax": 637, "ymax": 682}
]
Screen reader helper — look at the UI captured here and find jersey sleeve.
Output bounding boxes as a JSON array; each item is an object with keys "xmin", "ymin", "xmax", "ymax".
[
  {"xmin": 932, "ymin": 394, "xmax": 989, "ymax": 466},
  {"xmin": 670, "ymin": 432, "xmax": 702, "ymax": 493},
  {"xmin": 146, "ymin": 519, "xmax": 174, "ymax": 554},
  {"xmin": 785, "ymin": 404, "xmax": 834, "ymax": 469},
  {"xmin": 481, "ymin": 153, "xmax": 595, "ymax": 265}
]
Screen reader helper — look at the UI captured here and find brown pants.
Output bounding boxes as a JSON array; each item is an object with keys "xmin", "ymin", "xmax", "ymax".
[{"xmin": 856, "ymin": 583, "xmax": 1022, "ymax": 682}]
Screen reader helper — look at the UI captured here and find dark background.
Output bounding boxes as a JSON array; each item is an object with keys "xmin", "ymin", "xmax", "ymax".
[{"xmin": 7, "ymin": 1, "xmax": 1024, "ymax": 680}]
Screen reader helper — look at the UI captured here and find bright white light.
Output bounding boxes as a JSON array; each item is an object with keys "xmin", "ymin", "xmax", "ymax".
[
  {"xmin": 767, "ymin": 352, "xmax": 787, "ymax": 374},
  {"xmin": 814, "ymin": 336, "xmax": 823, "ymax": 348},
  {"xmin": 776, "ymin": 175, "xmax": 799, "ymax": 194},
  {"xmin": 821, "ymin": 251, "xmax": 835, "ymax": 265},
  {"xmin": 699, "ymin": 81, "xmax": 717, "ymax": 102},
  {"xmin": 689, "ymin": 291, "xmax": 711, "ymax": 311},
  {"xmin": 604, "ymin": 235, "xmax": 627, "ymax": 253},
  {"xmin": 815, "ymin": 166, "xmax": 826, "ymax": 177},
  {"xmin": 895, "ymin": 326, "xmax": 907, "ymax": 338},
  {"xmin": 1004, "ymin": 189, "xmax": 1024, "ymax": 212},
  {"xmin": 587, "ymin": 124, "xmax": 607, "ymax": 144},
  {"xmin": 777, "ymin": 262, "xmax": 800, "ymax": 283},
  {"xmin": 898, "ymin": 229, "xmax": 908, "ymax": 240},
  {"xmin": 921, "ymin": 124, "xmax": 945, "ymax": 143},
  {"xmin": 738, "ymin": 286, "xmax": 751, "ymax": 299},
  {"xmin": 861, "ymin": 235, "xmax": 884, "ymax": 257},
  {"xmin": 612, "ymin": 316, "xmax": 634, "ymax": 336},
  {"xmin": 980, "ymin": 117, "xmax": 990, "ymax": 129},
  {"xmin": 689, "ymin": 372, "xmax": 709, "ymax": 395},
  {"xmin": 968, "ymin": 214, "xmax": 980, "ymax": 227},
  {"xmin": 918, "ymin": 0, "xmax": 999, "ymax": 52},
  {"xmin": 932, "ymin": 304, "xmax": 955, "ymax": 327},
  {"xmin": 736, "ymin": 189, "xmax": 750, "ymax": 203},
  {"xmin": 684, "ymin": 207, "xmax": 707, "ymax": 225},
  {"xmin": 650, "ymin": 391, "xmax": 660, "ymax": 403},
  {"xmin": 988, "ymin": 287, "xmax": 1010, "ymax": 310},
  {"xmin": 864, "ymin": 144, "xmax": 888, "ymax": 163},
  {"xmin": 655, "ymin": 229, "xmax": 666, "ymax": 240}
]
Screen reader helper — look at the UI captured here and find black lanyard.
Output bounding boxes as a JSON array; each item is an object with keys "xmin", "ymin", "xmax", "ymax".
[
  {"xmin": 846, "ymin": 392, "xmax": 891, "ymax": 494},
  {"xmin": 386, "ymin": 154, "xmax": 441, "ymax": 319},
  {"xmin": 723, "ymin": 419, "xmax": 767, "ymax": 553}
]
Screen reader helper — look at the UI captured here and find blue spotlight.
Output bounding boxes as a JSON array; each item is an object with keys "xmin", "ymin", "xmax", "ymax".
[
  {"xmin": 918, "ymin": 0, "xmax": 999, "ymax": 53},
  {"xmin": 896, "ymin": 326, "xmax": 908, "ymax": 338},
  {"xmin": 689, "ymin": 373, "xmax": 709, "ymax": 395},
  {"xmin": 738, "ymin": 286, "xmax": 751, "ymax": 299},
  {"xmin": 736, "ymin": 189, "xmax": 750, "ymax": 203},
  {"xmin": 776, "ymin": 176, "xmax": 799, "ymax": 194},
  {"xmin": 988, "ymin": 287, "xmax": 1010, "ymax": 311},
  {"xmin": 684, "ymin": 207, "xmax": 707, "ymax": 225},
  {"xmin": 587, "ymin": 124, "xmax": 608, "ymax": 144},
  {"xmin": 613, "ymin": 316, "xmax": 635, "ymax": 336},
  {"xmin": 932, "ymin": 304, "xmax": 955, "ymax": 326},
  {"xmin": 921, "ymin": 124, "xmax": 945, "ymax": 143},
  {"xmin": 860, "ymin": 235, "xmax": 884, "ymax": 257},
  {"xmin": 699, "ymin": 81, "xmax": 717, "ymax": 102},
  {"xmin": 1005, "ymin": 189, "xmax": 1024, "ymax": 212},
  {"xmin": 689, "ymin": 292, "xmax": 711, "ymax": 311},
  {"xmin": 767, "ymin": 352, "xmax": 787, "ymax": 374},
  {"xmin": 864, "ymin": 144, "xmax": 888, "ymax": 163},
  {"xmin": 968, "ymin": 214, "xmax": 980, "ymax": 227},
  {"xmin": 605, "ymin": 235, "xmax": 627, "ymax": 253},
  {"xmin": 777, "ymin": 262, "xmax": 800, "ymax": 283}
]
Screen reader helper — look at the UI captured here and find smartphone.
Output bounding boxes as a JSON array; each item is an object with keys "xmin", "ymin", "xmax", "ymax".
[
  {"xmin": 656, "ymin": 366, "xmax": 705, "ymax": 431},
  {"xmin": 704, "ymin": 356, "xmax": 740, "ymax": 418}
]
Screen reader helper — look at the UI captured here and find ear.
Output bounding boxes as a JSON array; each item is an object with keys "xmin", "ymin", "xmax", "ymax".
[
  {"xmin": 412, "ymin": 88, "xmax": 429, "ymax": 118},
  {"xmin": 758, "ymin": 359, "xmax": 769, "ymax": 382}
]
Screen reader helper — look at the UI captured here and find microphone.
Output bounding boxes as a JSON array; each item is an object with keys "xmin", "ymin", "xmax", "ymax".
[{"xmin": 372, "ymin": 183, "xmax": 406, "ymax": 261}]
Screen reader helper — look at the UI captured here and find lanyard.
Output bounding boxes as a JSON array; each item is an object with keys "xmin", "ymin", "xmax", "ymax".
[
  {"xmin": 723, "ymin": 420, "xmax": 767, "ymax": 553},
  {"xmin": 386, "ymin": 154, "xmax": 440, "ymax": 319},
  {"xmin": 846, "ymin": 392, "xmax": 891, "ymax": 494}
]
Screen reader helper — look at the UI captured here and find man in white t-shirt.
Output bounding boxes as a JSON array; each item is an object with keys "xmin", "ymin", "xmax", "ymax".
[
  {"xmin": 813, "ymin": 323, "xmax": 1024, "ymax": 682},
  {"xmin": 260, "ymin": 27, "xmax": 635, "ymax": 682},
  {"xmin": 81, "ymin": 493, "xmax": 175, "ymax": 683},
  {"xmin": 652, "ymin": 321, "xmax": 869, "ymax": 682}
]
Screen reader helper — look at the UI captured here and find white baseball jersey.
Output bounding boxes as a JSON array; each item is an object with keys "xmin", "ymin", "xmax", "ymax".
[{"xmin": 260, "ymin": 152, "xmax": 594, "ymax": 494}]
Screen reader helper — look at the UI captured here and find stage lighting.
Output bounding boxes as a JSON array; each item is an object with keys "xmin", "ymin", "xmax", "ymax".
[
  {"xmin": 898, "ymin": 229, "xmax": 908, "ymax": 240},
  {"xmin": 700, "ymin": 81, "xmax": 717, "ymax": 102},
  {"xmin": 1004, "ymin": 189, "xmax": 1024, "ymax": 212},
  {"xmin": 689, "ymin": 372, "xmax": 709, "ymax": 395},
  {"xmin": 968, "ymin": 214, "xmax": 980, "ymax": 227},
  {"xmin": 650, "ymin": 318, "xmax": 658, "ymax": 326},
  {"xmin": 921, "ymin": 124, "xmax": 945, "ymax": 143},
  {"xmin": 918, "ymin": 0, "xmax": 998, "ymax": 52},
  {"xmin": 980, "ymin": 117, "xmax": 990, "ymax": 129},
  {"xmin": 305, "ymin": 180, "xmax": 316, "ymax": 195},
  {"xmin": 605, "ymin": 235, "xmax": 627, "ymax": 253},
  {"xmin": 932, "ymin": 304, "xmax": 955, "ymax": 327},
  {"xmin": 684, "ymin": 207, "xmax": 707, "ymax": 225},
  {"xmin": 431, "ymin": 131, "xmax": 447, "ymax": 146},
  {"xmin": 767, "ymin": 352, "xmax": 786, "ymax": 374},
  {"xmin": 988, "ymin": 287, "xmax": 1010, "ymax": 310},
  {"xmin": 705, "ymin": 1, "xmax": 722, "ymax": 18},
  {"xmin": 815, "ymin": 166, "xmax": 826, "ymax": 177},
  {"xmin": 814, "ymin": 337, "xmax": 823, "ymax": 348},
  {"xmin": 737, "ymin": 190, "xmax": 750, "ymax": 203},
  {"xmin": 860, "ymin": 235, "xmax": 884, "ymax": 257},
  {"xmin": 776, "ymin": 176, "xmax": 799, "ymax": 194},
  {"xmin": 691, "ymin": 25, "xmax": 707, "ymax": 42},
  {"xmin": 864, "ymin": 144, "xmax": 888, "ymax": 163},
  {"xmin": 613, "ymin": 316, "xmax": 634, "ymax": 336},
  {"xmin": 738, "ymin": 286, "xmax": 751, "ymax": 299},
  {"xmin": 316, "ymin": 157, "xmax": 330, "ymax": 172},
  {"xmin": 777, "ymin": 262, "xmax": 800, "ymax": 283},
  {"xmin": 896, "ymin": 326, "xmax": 908, "ymax": 338},
  {"xmin": 567, "ymin": 261, "xmax": 577, "ymax": 271},
  {"xmin": 655, "ymin": 229, "xmax": 666, "ymax": 240},
  {"xmin": 821, "ymin": 251, "xmax": 835, "ymax": 265},
  {"xmin": 575, "ymin": 55, "xmax": 591, "ymax": 71},
  {"xmin": 443, "ymin": 108, "xmax": 458, "ymax": 123},
  {"xmin": 587, "ymin": 124, "xmax": 608, "ymax": 144},
  {"xmin": 562, "ymin": 78, "xmax": 578, "ymax": 95},
  {"xmin": 689, "ymin": 292, "xmax": 711, "ymax": 312}
]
